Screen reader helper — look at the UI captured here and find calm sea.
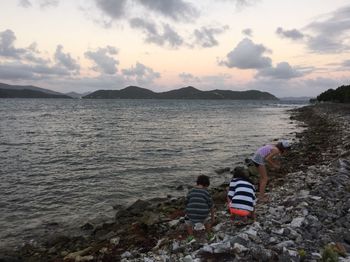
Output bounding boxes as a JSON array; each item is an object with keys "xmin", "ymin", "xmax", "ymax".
[{"xmin": 0, "ymin": 99, "xmax": 305, "ymax": 248}]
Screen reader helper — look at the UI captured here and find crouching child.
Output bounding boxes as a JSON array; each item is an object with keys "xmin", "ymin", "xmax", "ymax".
[
  {"xmin": 185, "ymin": 175, "xmax": 215, "ymax": 242},
  {"xmin": 227, "ymin": 167, "xmax": 256, "ymax": 224}
]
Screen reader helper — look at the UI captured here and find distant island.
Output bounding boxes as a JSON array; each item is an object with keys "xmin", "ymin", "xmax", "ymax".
[
  {"xmin": 0, "ymin": 82, "xmax": 278, "ymax": 100},
  {"xmin": 0, "ymin": 83, "xmax": 71, "ymax": 99},
  {"xmin": 83, "ymin": 86, "xmax": 278, "ymax": 100}
]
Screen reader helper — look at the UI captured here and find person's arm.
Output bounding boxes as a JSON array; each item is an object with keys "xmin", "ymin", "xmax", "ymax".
[{"xmin": 265, "ymin": 148, "xmax": 281, "ymax": 169}]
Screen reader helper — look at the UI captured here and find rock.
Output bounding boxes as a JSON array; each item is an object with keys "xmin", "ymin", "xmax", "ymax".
[
  {"xmin": 80, "ymin": 223, "xmax": 94, "ymax": 230},
  {"xmin": 210, "ymin": 241, "xmax": 231, "ymax": 253},
  {"xmin": 64, "ymin": 247, "xmax": 92, "ymax": 261},
  {"xmin": 110, "ymin": 237, "xmax": 120, "ymax": 245},
  {"xmin": 290, "ymin": 217, "xmax": 305, "ymax": 228},
  {"xmin": 183, "ymin": 255, "xmax": 193, "ymax": 262},
  {"xmin": 121, "ymin": 251, "xmax": 132, "ymax": 258},
  {"xmin": 233, "ymin": 243, "xmax": 248, "ymax": 253}
]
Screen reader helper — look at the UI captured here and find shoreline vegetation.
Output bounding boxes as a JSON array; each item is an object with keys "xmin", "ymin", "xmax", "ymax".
[{"xmin": 1, "ymin": 103, "xmax": 350, "ymax": 261}]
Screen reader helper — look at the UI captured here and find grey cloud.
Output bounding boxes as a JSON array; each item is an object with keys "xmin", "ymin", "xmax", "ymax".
[
  {"xmin": 193, "ymin": 26, "xmax": 229, "ymax": 48},
  {"xmin": 84, "ymin": 46, "xmax": 119, "ymax": 75},
  {"xmin": 122, "ymin": 62, "xmax": 160, "ymax": 85},
  {"xmin": 40, "ymin": 0, "xmax": 59, "ymax": 8},
  {"xmin": 179, "ymin": 72, "xmax": 200, "ymax": 83},
  {"xmin": 0, "ymin": 29, "xmax": 26, "ymax": 58},
  {"xmin": 94, "ymin": 0, "xmax": 127, "ymax": 19},
  {"xmin": 129, "ymin": 18, "xmax": 183, "ymax": 48},
  {"xmin": 0, "ymin": 62, "xmax": 71, "ymax": 81},
  {"xmin": 276, "ymin": 27, "xmax": 304, "ymax": 40},
  {"xmin": 221, "ymin": 38, "xmax": 271, "ymax": 69},
  {"xmin": 305, "ymin": 5, "xmax": 350, "ymax": 53},
  {"xmin": 256, "ymin": 62, "xmax": 304, "ymax": 79},
  {"xmin": 18, "ymin": 0, "xmax": 32, "ymax": 8},
  {"xmin": 342, "ymin": 60, "xmax": 350, "ymax": 67},
  {"xmin": 136, "ymin": 0, "xmax": 199, "ymax": 21},
  {"xmin": 242, "ymin": 28, "xmax": 252, "ymax": 37},
  {"xmin": 54, "ymin": 45, "xmax": 80, "ymax": 72}
]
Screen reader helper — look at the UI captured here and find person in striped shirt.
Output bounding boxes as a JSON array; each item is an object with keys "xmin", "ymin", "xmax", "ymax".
[
  {"xmin": 227, "ymin": 167, "xmax": 256, "ymax": 222},
  {"xmin": 185, "ymin": 175, "xmax": 215, "ymax": 238}
]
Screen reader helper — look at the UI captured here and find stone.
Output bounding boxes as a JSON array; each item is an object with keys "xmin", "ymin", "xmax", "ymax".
[
  {"xmin": 290, "ymin": 217, "xmax": 305, "ymax": 228},
  {"xmin": 233, "ymin": 243, "xmax": 248, "ymax": 253},
  {"xmin": 183, "ymin": 255, "xmax": 193, "ymax": 262}
]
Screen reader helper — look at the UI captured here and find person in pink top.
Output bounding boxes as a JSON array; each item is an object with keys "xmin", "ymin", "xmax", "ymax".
[{"xmin": 251, "ymin": 140, "xmax": 291, "ymax": 202}]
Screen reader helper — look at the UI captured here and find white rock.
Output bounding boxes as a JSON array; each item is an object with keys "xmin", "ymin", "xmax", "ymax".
[
  {"xmin": 311, "ymin": 252, "xmax": 322, "ymax": 259},
  {"xmin": 277, "ymin": 240, "xmax": 295, "ymax": 248},
  {"xmin": 245, "ymin": 228, "xmax": 257, "ymax": 237},
  {"xmin": 233, "ymin": 243, "xmax": 248, "ymax": 253},
  {"xmin": 211, "ymin": 241, "xmax": 231, "ymax": 253},
  {"xmin": 168, "ymin": 219, "xmax": 180, "ymax": 227},
  {"xmin": 212, "ymin": 223, "xmax": 223, "ymax": 232},
  {"xmin": 121, "ymin": 251, "xmax": 132, "ymax": 258},
  {"xmin": 310, "ymin": 196, "xmax": 322, "ymax": 200},
  {"xmin": 290, "ymin": 217, "xmax": 305, "ymax": 228},
  {"xmin": 144, "ymin": 258, "xmax": 154, "ymax": 262},
  {"xmin": 183, "ymin": 255, "xmax": 193, "ymax": 262},
  {"xmin": 298, "ymin": 190, "xmax": 310, "ymax": 198},
  {"xmin": 201, "ymin": 244, "xmax": 213, "ymax": 253}
]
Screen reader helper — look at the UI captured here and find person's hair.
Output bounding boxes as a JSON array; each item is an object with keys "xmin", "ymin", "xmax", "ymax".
[
  {"xmin": 196, "ymin": 175, "xmax": 210, "ymax": 187},
  {"xmin": 232, "ymin": 166, "xmax": 254, "ymax": 184},
  {"xmin": 276, "ymin": 142, "xmax": 290, "ymax": 153}
]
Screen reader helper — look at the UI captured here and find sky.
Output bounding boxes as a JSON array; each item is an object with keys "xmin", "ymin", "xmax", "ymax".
[{"xmin": 0, "ymin": 0, "xmax": 349, "ymax": 97}]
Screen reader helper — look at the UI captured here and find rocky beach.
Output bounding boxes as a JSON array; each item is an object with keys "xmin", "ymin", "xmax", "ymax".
[{"xmin": 1, "ymin": 103, "xmax": 350, "ymax": 262}]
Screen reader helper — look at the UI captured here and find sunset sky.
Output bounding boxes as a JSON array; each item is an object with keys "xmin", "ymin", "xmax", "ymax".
[{"xmin": 0, "ymin": 0, "xmax": 349, "ymax": 97}]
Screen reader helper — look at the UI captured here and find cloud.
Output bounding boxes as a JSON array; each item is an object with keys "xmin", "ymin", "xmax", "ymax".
[
  {"xmin": 193, "ymin": 26, "xmax": 229, "ymax": 48},
  {"xmin": 242, "ymin": 28, "xmax": 253, "ymax": 37},
  {"xmin": 129, "ymin": 18, "xmax": 183, "ymax": 48},
  {"xmin": 221, "ymin": 38, "xmax": 272, "ymax": 69},
  {"xmin": 305, "ymin": 5, "xmax": 350, "ymax": 53},
  {"xmin": 54, "ymin": 45, "xmax": 80, "ymax": 73},
  {"xmin": 276, "ymin": 27, "xmax": 304, "ymax": 40},
  {"xmin": 179, "ymin": 72, "xmax": 201, "ymax": 83},
  {"xmin": 256, "ymin": 62, "xmax": 305, "ymax": 79},
  {"xmin": 136, "ymin": 0, "xmax": 199, "ymax": 21},
  {"xmin": 84, "ymin": 46, "xmax": 119, "ymax": 75},
  {"xmin": 122, "ymin": 62, "xmax": 160, "ymax": 85},
  {"xmin": 342, "ymin": 60, "xmax": 350, "ymax": 67},
  {"xmin": 0, "ymin": 62, "xmax": 73, "ymax": 81},
  {"xmin": 18, "ymin": 0, "xmax": 60, "ymax": 8},
  {"xmin": 18, "ymin": 0, "xmax": 32, "ymax": 8},
  {"xmin": 0, "ymin": 29, "xmax": 26, "ymax": 58},
  {"xmin": 39, "ymin": 0, "xmax": 59, "ymax": 8},
  {"xmin": 93, "ymin": 0, "xmax": 127, "ymax": 20}
]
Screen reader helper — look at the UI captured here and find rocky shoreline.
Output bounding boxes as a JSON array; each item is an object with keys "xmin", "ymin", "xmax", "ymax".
[{"xmin": 1, "ymin": 103, "xmax": 350, "ymax": 262}]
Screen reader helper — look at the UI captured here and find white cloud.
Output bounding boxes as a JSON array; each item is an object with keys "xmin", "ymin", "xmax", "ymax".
[
  {"xmin": 84, "ymin": 46, "xmax": 119, "ymax": 75},
  {"xmin": 122, "ymin": 62, "xmax": 160, "ymax": 85},
  {"xmin": 18, "ymin": 0, "xmax": 60, "ymax": 8},
  {"xmin": 221, "ymin": 38, "xmax": 272, "ymax": 69},
  {"xmin": 18, "ymin": 0, "xmax": 31, "ymax": 8}
]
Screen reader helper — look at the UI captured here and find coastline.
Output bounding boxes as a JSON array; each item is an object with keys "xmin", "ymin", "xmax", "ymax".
[{"xmin": 1, "ymin": 103, "xmax": 350, "ymax": 261}]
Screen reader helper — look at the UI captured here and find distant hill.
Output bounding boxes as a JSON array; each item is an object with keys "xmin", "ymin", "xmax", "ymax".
[
  {"xmin": 0, "ymin": 83, "xmax": 71, "ymax": 98},
  {"xmin": 317, "ymin": 85, "xmax": 350, "ymax": 103},
  {"xmin": 65, "ymin": 91, "xmax": 91, "ymax": 99},
  {"xmin": 84, "ymin": 86, "xmax": 278, "ymax": 100}
]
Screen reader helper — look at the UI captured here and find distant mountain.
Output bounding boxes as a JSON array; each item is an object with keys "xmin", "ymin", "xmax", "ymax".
[
  {"xmin": 84, "ymin": 86, "xmax": 278, "ymax": 100},
  {"xmin": 0, "ymin": 88, "xmax": 71, "ymax": 98},
  {"xmin": 65, "ymin": 91, "xmax": 91, "ymax": 99},
  {"xmin": 0, "ymin": 83, "xmax": 71, "ymax": 98}
]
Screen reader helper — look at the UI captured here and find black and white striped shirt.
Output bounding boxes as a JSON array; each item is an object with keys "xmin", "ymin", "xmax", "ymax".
[
  {"xmin": 186, "ymin": 187, "xmax": 213, "ymax": 223},
  {"xmin": 227, "ymin": 178, "xmax": 256, "ymax": 211}
]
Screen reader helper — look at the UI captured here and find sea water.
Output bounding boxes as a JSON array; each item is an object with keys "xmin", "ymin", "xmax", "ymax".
[{"xmin": 0, "ymin": 98, "xmax": 306, "ymax": 248}]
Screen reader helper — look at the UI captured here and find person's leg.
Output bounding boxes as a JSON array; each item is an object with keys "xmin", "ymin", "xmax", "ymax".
[{"xmin": 258, "ymin": 165, "xmax": 268, "ymax": 201}]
